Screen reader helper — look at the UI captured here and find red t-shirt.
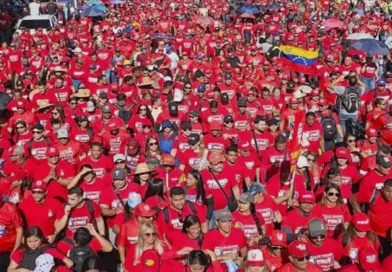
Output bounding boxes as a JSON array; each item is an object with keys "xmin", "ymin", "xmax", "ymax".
[
  {"xmin": 306, "ymin": 237, "xmax": 343, "ymax": 271},
  {"xmin": 55, "ymin": 200, "xmax": 102, "ymax": 238},
  {"xmin": 232, "ymin": 211, "xmax": 265, "ymax": 239},
  {"xmin": 0, "ymin": 202, "xmax": 23, "ymax": 253},
  {"xmin": 254, "ymin": 195, "xmax": 279, "ymax": 236},
  {"xmin": 282, "ymin": 209, "xmax": 315, "ymax": 234},
  {"xmin": 19, "ymin": 196, "xmax": 62, "ymax": 237},
  {"xmin": 313, "ymin": 204, "xmax": 351, "ymax": 237},
  {"xmin": 203, "ymin": 228, "xmax": 247, "ymax": 272}
]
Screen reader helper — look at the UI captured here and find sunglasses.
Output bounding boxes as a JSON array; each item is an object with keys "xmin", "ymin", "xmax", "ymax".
[
  {"xmin": 295, "ymin": 256, "xmax": 310, "ymax": 262},
  {"xmin": 32, "ymin": 130, "xmax": 43, "ymax": 134},
  {"xmin": 271, "ymin": 246, "xmax": 284, "ymax": 251},
  {"xmin": 142, "ymin": 125, "xmax": 151, "ymax": 129},
  {"xmin": 312, "ymin": 235, "xmax": 326, "ymax": 240},
  {"xmin": 140, "ymin": 108, "xmax": 147, "ymax": 111},
  {"xmin": 143, "ymin": 232, "xmax": 157, "ymax": 238},
  {"xmin": 347, "ymin": 139, "xmax": 356, "ymax": 143},
  {"xmin": 327, "ymin": 192, "xmax": 340, "ymax": 197},
  {"xmin": 149, "ymin": 142, "xmax": 158, "ymax": 146},
  {"xmin": 16, "ymin": 126, "xmax": 25, "ymax": 129},
  {"xmin": 70, "ymin": 102, "xmax": 77, "ymax": 105},
  {"xmin": 32, "ymin": 190, "xmax": 45, "ymax": 194},
  {"xmin": 115, "ymin": 161, "xmax": 125, "ymax": 165}
]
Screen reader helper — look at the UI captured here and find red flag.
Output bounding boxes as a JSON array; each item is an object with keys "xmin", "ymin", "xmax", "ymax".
[{"xmin": 287, "ymin": 110, "xmax": 306, "ymax": 169}]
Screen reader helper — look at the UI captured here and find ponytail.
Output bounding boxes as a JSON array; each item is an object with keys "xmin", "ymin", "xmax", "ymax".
[{"xmin": 250, "ymin": 203, "xmax": 263, "ymax": 236}]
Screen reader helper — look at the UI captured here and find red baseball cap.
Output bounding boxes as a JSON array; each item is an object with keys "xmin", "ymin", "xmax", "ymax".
[
  {"xmin": 46, "ymin": 147, "xmax": 59, "ymax": 157},
  {"xmin": 16, "ymin": 100, "xmax": 26, "ymax": 109},
  {"xmin": 239, "ymin": 139, "xmax": 252, "ymax": 152},
  {"xmin": 366, "ymin": 128, "xmax": 378, "ymax": 137},
  {"xmin": 140, "ymin": 249, "xmax": 160, "ymax": 272},
  {"xmin": 31, "ymin": 180, "xmax": 48, "ymax": 191},
  {"xmin": 209, "ymin": 122, "xmax": 222, "ymax": 131},
  {"xmin": 359, "ymin": 247, "xmax": 380, "ymax": 271},
  {"xmin": 270, "ymin": 230, "xmax": 287, "ymax": 247},
  {"xmin": 288, "ymin": 240, "xmax": 308, "ymax": 259},
  {"xmin": 352, "ymin": 213, "xmax": 371, "ymax": 232},
  {"xmin": 335, "ymin": 147, "xmax": 350, "ymax": 160},
  {"xmin": 299, "ymin": 192, "xmax": 316, "ymax": 204},
  {"xmin": 133, "ymin": 203, "xmax": 156, "ymax": 217}
]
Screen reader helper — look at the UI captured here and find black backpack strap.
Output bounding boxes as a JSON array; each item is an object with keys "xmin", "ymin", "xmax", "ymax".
[
  {"xmin": 162, "ymin": 206, "xmax": 170, "ymax": 224},
  {"xmin": 251, "ymin": 130, "xmax": 261, "ymax": 162},
  {"xmin": 369, "ymin": 189, "xmax": 379, "ymax": 208},
  {"xmin": 84, "ymin": 199, "xmax": 98, "ymax": 230},
  {"xmin": 185, "ymin": 200, "xmax": 197, "ymax": 215}
]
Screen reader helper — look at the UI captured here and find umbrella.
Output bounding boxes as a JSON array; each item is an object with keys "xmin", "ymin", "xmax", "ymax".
[
  {"xmin": 110, "ymin": 0, "xmax": 125, "ymax": 4},
  {"xmin": 195, "ymin": 16, "xmax": 215, "ymax": 27},
  {"xmin": 265, "ymin": 3, "xmax": 281, "ymax": 10},
  {"xmin": 237, "ymin": 3, "xmax": 261, "ymax": 15},
  {"xmin": 239, "ymin": 13, "xmax": 255, "ymax": 19},
  {"xmin": 351, "ymin": 39, "xmax": 390, "ymax": 56},
  {"xmin": 321, "ymin": 18, "xmax": 344, "ymax": 29},
  {"xmin": 346, "ymin": 33, "xmax": 374, "ymax": 40},
  {"xmin": 82, "ymin": 6, "xmax": 106, "ymax": 17}
]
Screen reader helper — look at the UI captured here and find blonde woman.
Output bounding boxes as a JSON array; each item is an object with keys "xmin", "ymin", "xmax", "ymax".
[{"xmin": 122, "ymin": 222, "xmax": 167, "ymax": 272}]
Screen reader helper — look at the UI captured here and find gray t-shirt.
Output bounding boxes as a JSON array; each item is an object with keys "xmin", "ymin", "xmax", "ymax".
[{"xmin": 332, "ymin": 85, "xmax": 365, "ymax": 115}]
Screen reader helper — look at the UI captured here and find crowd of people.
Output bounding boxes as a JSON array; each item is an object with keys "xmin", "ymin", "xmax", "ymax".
[{"xmin": 1, "ymin": 0, "xmax": 392, "ymax": 271}]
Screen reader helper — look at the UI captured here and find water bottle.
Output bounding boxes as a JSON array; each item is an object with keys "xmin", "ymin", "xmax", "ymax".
[
  {"xmin": 117, "ymin": 263, "xmax": 124, "ymax": 272},
  {"xmin": 225, "ymin": 260, "xmax": 238, "ymax": 272}
]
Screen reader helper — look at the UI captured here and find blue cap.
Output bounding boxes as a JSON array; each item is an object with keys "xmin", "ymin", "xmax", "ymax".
[
  {"xmin": 248, "ymin": 182, "xmax": 265, "ymax": 195},
  {"xmin": 197, "ymin": 84, "xmax": 206, "ymax": 93},
  {"xmin": 378, "ymin": 80, "xmax": 386, "ymax": 87},
  {"xmin": 127, "ymin": 192, "xmax": 142, "ymax": 208},
  {"xmin": 166, "ymin": 46, "xmax": 172, "ymax": 53},
  {"xmin": 162, "ymin": 120, "xmax": 173, "ymax": 129}
]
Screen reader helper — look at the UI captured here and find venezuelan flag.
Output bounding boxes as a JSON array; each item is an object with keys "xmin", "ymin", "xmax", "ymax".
[{"xmin": 278, "ymin": 46, "xmax": 319, "ymax": 74}]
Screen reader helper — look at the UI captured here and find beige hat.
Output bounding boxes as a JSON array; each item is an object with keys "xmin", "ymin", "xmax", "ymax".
[
  {"xmin": 73, "ymin": 88, "xmax": 91, "ymax": 98},
  {"xmin": 36, "ymin": 100, "xmax": 54, "ymax": 111},
  {"xmin": 132, "ymin": 163, "xmax": 155, "ymax": 175}
]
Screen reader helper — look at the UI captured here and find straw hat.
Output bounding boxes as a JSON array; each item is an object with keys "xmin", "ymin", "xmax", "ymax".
[
  {"xmin": 138, "ymin": 77, "xmax": 155, "ymax": 87},
  {"xmin": 132, "ymin": 163, "xmax": 154, "ymax": 175},
  {"xmin": 73, "ymin": 88, "xmax": 91, "ymax": 98},
  {"xmin": 36, "ymin": 100, "xmax": 54, "ymax": 111}
]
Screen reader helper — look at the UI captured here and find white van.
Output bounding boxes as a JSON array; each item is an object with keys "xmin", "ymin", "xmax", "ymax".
[{"xmin": 15, "ymin": 15, "xmax": 58, "ymax": 34}]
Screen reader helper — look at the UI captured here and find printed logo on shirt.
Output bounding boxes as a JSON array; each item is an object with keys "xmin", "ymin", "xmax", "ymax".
[
  {"xmin": 242, "ymin": 224, "xmax": 258, "ymax": 238},
  {"xmin": 322, "ymin": 214, "xmax": 344, "ymax": 231},
  {"xmin": 83, "ymin": 191, "xmax": 101, "ymax": 202},
  {"xmin": 207, "ymin": 143, "xmax": 224, "ymax": 151},
  {"xmin": 270, "ymin": 156, "xmax": 284, "ymax": 164},
  {"xmin": 206, "ymin": 178, "xmax": 229, "ymax": 189},
  {"xmin": 311, "ymin": 253, "xmax": 334, "ymax": 271},
  {"xmin": 341, "ymin": 176, "xmax": 352, "ymax": 185},
  {"xmin": 304, "ymin": 130, "xmax": 320, "ymax": 141},
  {"xmin": 257, "ymin": 208, "xmax": 274, "ymax": 224},
  {"xmin": 109, "ymin": 137, "xmax": 121, "ymax": 153},
  {"xmin": 244, "ymin": 161, "xmax": 255, "ymax": 169},
  {"xmin": 48, "ymin": 209, "xmax": 53, "ymax": 218},
  {"xmin": 68, "ymin": 217, "xmax": 89, "ymax": 231},
  {"xmin": 0, "ymin": 225, "xmax": 7, "ymax": 237},
  {"xmin": 94, "ymin": 168, "xmax": 105, "ymax": 178},
  {"xmin": 252, "ymin": 139, "xmax": 269, "ymax": 151},
  {"xmin": 214, "ymin": 245, "xmax": 239, "ymax": 257},
  {"xmin": 31, "ymin": 147, "xmax": 48, "ymax": 160},
  {"xmin": 60, "ymin": 147, "xmax": 75, "ymax": 164},
  {"xmin": 170, "ymin": 218, "xmax": 183, "ymax": 229}
]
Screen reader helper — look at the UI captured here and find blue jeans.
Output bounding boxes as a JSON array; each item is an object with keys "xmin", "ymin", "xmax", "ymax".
[
  {"xmin": 339, "ymin": 112, "xmax": 358, "ymax": 135},
  {"xmin": 361, "ymin": 76, "xmax": 376, "ymax": 92}
]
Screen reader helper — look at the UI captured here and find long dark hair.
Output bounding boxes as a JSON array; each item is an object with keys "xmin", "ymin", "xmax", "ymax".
[
  {"xmin": 144, "ymin": 178, "xmax": 166, "ymax": 202},
  {"xmin": 22, "ymin": 226, "xmax": 48, "ymax": 251},
  {"xmin": 250, "ymin": 203, "xmax": 264, "ymax": 236},
  {"xmin": 185, "ymin": 169, "xmax": 206, "ymax": 204},
  {"xmin": 187, "ymin": 250, "xmax": 210, "ymax": 269},
  {"xmin": 182, "ymin": 214, "xmax": 203, "ymax": 248}
]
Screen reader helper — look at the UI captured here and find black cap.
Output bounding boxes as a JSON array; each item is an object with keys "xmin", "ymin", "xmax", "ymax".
[
  {"xmin": 267, "ymin": 119, "xmax": 278, "ymax": 126},
  {"xmin": 237, "ymin": 98, "xmax": 247, "ymax": 107},
  {"xmin": 181, "ymin": 120, "xmax": 192, "ymax": 131},
  {"xmin": 188, "ymin": 133, "xmax": 200, "ymax": 145},
  {"xmin": 377, "ymin": 155, "xmax": 391, "ymax": 168},
  {"xmin": 224, "ymin": 115, "xmax": 234, "ymax": 123},
  {"xmin": 32, "ymin": 123, "xmax": 44, "ymax": 131},
  {"xmin": 99, "ymin": 92, "xmax": 108, "ymax": 99}
]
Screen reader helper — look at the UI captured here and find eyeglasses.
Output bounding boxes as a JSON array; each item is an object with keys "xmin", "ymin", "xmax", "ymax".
[
  {"xmin": 327, "ymin": 192, "xmax": 340, "ymax": 197},
  {"xmin": 115, "ymin": 161, "xmax": 125, "ymax": 165},
  {"xmin": 184, "ymin": 87, "xmax": 192, "ymax": 90},
  {"xmin": 32, "ymin": 190, "xmax": 45, "ymax": 194},
  {"xmin": 143, "ymin": 232, "xmax": 157, "ymax": 238},
  {"xmin": 32, "ymin": 130, "xmax": 43, "ymax": 134},
  {"xmin": 149, "ymin": 142, "xmax": 158, "ymax": 146},
  {"xmin": 140, "ymin": 108, "xmax": 147, "ymax": 111},
  {"xmin": 271, "ymin": 246, "xmax": 284, "ymax": 251},
  {"xmin": 295, "ymin": 256, "xmax": 310, "ymax": 262},
  {"xmin": 347, "ymin": 139, "xmax": 356, "ymax": 143},
  {"xmin": 311, "ymin": 235, "xmax": 325, "ymax": 240}
]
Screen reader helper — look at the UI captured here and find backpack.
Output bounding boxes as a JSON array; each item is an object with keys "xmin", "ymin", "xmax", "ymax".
[
  {"xmin": 18, "ymin": 245, "xmax": 51, "ymax": 270},
  {"xmin": 158, "ymin": 132, "xmax": 177, "ymax": 154},
  {"xmin": 114, "ymin": 104, "xmax": 132, "ymax": 123},
  {"xmin": 161, "ymin": 200, "xmax": 197, "ymax": 224},
  {"xmin": 341, "ymin": 86, "xmax": 360, "ymax": 113},
  {"xmin": 69, "ymin": 245, "xmax": 96, "ymax": 272},
  {"xmin": 346, "ymin": 118, "xmax": 365, "ymax": 140},
  {"xmin": 317, "ymin": 112, "xmax": 337, "ymax": 141}
]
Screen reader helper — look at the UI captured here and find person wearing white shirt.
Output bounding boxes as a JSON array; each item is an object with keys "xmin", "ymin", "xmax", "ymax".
[
  {"xmin": 29, "ymin": 0, "xmax": 41, "ymax": 16},
  {"xmin": 165, "ymin": 46, "xmax": 179, "ymax": 70}
]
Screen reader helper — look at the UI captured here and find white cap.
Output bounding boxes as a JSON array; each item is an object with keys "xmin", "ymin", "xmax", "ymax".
[
  {"xmin": 57, "ymin": 128, "xmax": 69, "ymax": 139},
  {"xmin": 86, "ymin": 101, "xmax": 95, "ymax": 112},
  {"xmin": 33, "ymin": 254, "xmax": 55, "ymax": 272},
  {"xmin": 297, "ymin": 155, "xmax": 309, "ymax": 168},
  {"xmin": 164, "ymin": 76, "xmax": 173, "ymax": 82},
  {"xmin": 113, "ymin": 154, "xmax": 126, "ymax": 163},
  {"xmin": 73, "ymin": 47, "xmax": 82, "ymax": 53}
]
